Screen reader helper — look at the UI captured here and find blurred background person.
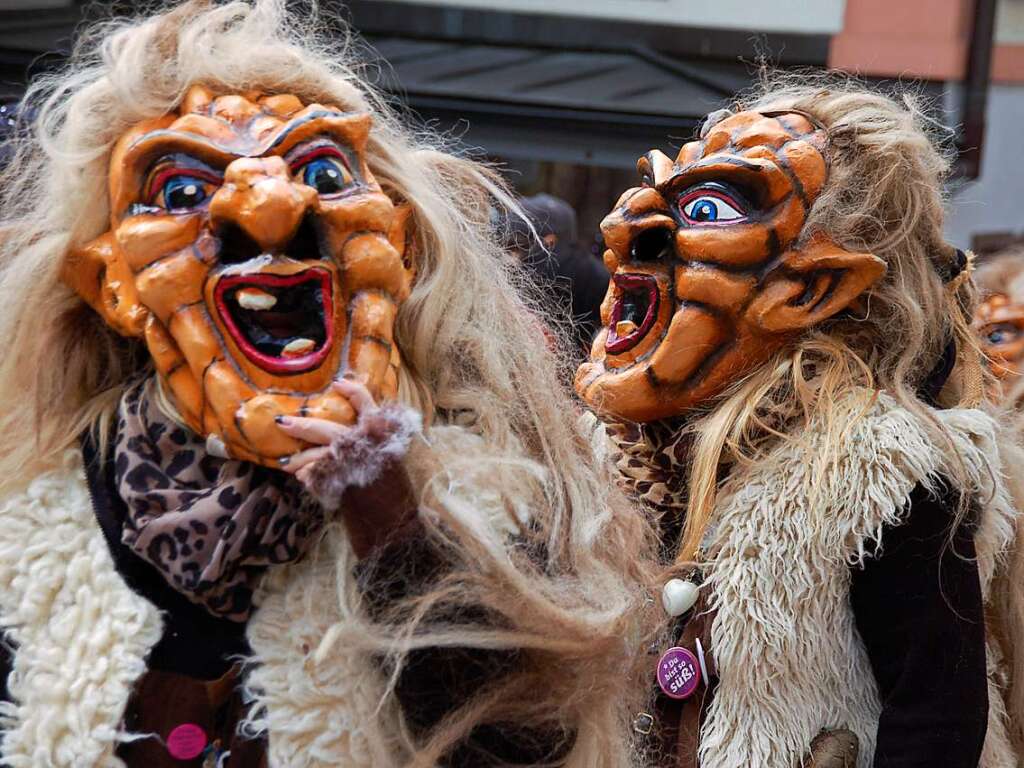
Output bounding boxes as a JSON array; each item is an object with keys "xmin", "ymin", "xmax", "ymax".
[{"xmin": 506, "ymin": 193, "xmax": 609, "ymax": 355}]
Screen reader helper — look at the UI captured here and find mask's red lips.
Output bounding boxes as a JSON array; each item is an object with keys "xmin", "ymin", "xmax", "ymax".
[
  {"xmin": 606, "ymin": 273, "xmax": 659, "ymax": 355},
  {"xmin": 214, "ymin": 269, "xmax": 334, "ymax": 374}
]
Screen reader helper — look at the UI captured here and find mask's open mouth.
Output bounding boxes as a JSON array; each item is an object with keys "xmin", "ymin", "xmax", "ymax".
[
  {"xmin": 606, "ymin": 273, "xmax": 659, "ymax": 355},
  {"xmin": 214, "ymin": 269, "xmax": 334, "ymax": 374}
]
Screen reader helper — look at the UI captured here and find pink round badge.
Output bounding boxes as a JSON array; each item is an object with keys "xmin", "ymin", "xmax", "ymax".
[
  {"xmin": 656, "ymin": 646, "xmax": 702, "ymax": 700},
  {"xmin": 166, "ymin": 722, "xmax": 208, "ymax": 760}
]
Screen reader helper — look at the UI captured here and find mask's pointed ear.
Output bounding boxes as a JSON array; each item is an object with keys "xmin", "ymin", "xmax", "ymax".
[
  {"xmin": 747, "ymin": 234, "xmax": 886, "ymax": 333},
  {"xmin": 61, "ymin": 232, "xmax": 148, "ymax": 337},
  {"xmin": 388, "ymin": 203, "xmax": 416, "ymax": 286}
]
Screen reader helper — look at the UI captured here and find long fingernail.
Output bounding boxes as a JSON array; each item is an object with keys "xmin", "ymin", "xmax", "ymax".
[{"xmin": 278, "ymin": 456, "xmax": 290, "ymax": 466}]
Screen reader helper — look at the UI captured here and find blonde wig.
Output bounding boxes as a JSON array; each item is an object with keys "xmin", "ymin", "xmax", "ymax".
[{"xmin": 0, "ymin": 2, "xmax": 658, "ymax": 765}]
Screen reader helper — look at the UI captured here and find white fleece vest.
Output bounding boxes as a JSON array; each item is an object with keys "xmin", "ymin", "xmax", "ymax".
[
  {"xmin": 0, "ymin": 450, "xmax": 394, "ymax": 768},
  {"xmin": 697, "ymin": 396, "xmax": 1019, "ymax": 768}
]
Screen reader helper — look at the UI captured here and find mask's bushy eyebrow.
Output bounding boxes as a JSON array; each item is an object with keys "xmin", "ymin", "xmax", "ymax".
[
  {"xmin": 260, "ymin": 111, "xmax": 369, "ymax": 158},
  {"xmin": 116, "ymin": 132, "xmax": 240, "ymax": 213},
  {"xmin": 283, "ymin": 135, "xmax": 356, "ymax": 165},
  {"xmin": 261, "ymin": 110, "xmax": 343, "ymax": 152},
  {"xmin": 657, "ymin": 164, "xmax": 770, "ymax": 210},
  {"xmin": 140, "ymin": 153, "xmax": 223, "ymax": 201}
]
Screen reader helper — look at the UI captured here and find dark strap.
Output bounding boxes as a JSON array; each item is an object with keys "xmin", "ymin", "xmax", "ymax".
[
  {"xmin": 0, "ymin": 630, "xmax": 12, "ymax": 706},
  {"xmin": 918, "ymin": 248, "xmax": 970, "ymax": 407},
  {"xmin": 937, "ymin": 248, "xmax": 969, "ymax": 283},
  {"xmin": 919, "ymin": 338, "xmax": 958, "ymax": 407}
]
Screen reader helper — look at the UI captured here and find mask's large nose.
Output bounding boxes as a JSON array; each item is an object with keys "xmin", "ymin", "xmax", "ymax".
[
  {"xmin": 600, "ymin": 186, "xmax": 676, "ymax": 269},
  {"xmin": 209, "ymin": 156, "xmax": 318, "ymax": 253}
]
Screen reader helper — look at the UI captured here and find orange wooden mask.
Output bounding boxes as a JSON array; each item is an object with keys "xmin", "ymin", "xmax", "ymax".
[
  {"xmin": 63, "ymin": 87, "xmax": 415, "ymax": 466},
  {"xmin": 576, "ymin": 110, "xmax": 886, "ymax": 423},
  {"xmin": 975, "ymin": 291, "xmax": 1024, "ymax": 383}
]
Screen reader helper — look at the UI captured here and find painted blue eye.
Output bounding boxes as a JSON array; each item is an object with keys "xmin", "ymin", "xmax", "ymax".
[
  {"xmin": 161, "ymin": 176, "xmax": 210, "ymax": 210},
  {"xmin": 299, "ymin": 156, "xmax": 352, "ymax": 195},
  {"xmin": 141, "ymin": 159, "xmax": 220, "ymax": 214},
  {"xmin": 690, "ymin": 199, "xmax": 720, "ymax": 221},
  {"xmin": 986, "ymin": 324, "xmax": 1019, "ymax": 346},
  {"xmin": 680, "ymin": 192, "xmax": 745, "ymax": 224}
]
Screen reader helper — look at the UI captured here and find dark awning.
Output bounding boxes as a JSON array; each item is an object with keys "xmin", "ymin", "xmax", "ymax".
[
  {"xmin": 0, "ymin": 5, "xmax": 77, "ymax": 95},
  {"xmin": 365, "ymin": 36, "xmax": 747, "ymax": 168}
]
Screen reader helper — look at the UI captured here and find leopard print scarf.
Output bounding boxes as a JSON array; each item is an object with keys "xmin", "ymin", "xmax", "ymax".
[
  {"xmin": 115, "ymin": 378, "xmax": 324, "ymax": 621},
  {"xmin": 602, "ymin": 418, "xmax": 690, "ymax": 522},
  {"xmin": 604, "ymin": 419, "xmax": 723, "ymax": 563}
]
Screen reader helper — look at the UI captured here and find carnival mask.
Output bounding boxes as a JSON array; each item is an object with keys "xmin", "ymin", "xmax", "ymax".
[
  {"xmin": 63, "ymin": 86, "xmax": 414, "ymax": 465},
  {"xmin": 576, "ymin": 109, "xmax": 886, "ymax": 422},
  {"xmin": 974, "ymin": 287, "xmax": 1024, "ymax": 382}
]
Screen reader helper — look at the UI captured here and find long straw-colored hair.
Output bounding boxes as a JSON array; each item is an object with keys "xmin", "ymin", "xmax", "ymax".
[{"xmin": 0, "ymin": 2, "xmax": 658, "ymax": 765}]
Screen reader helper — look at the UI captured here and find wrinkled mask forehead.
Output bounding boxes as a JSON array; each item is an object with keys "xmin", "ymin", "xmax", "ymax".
[
  {"xmin": 575, "ymin": 108, "xmax": 885, "ymax": 423},
  {"xmin": 63, "ymin": 85, "xmax": 415, "ymax": 466}
]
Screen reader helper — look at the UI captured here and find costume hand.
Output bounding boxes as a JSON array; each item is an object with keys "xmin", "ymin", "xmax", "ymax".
[
  {"xmin": 275, "ymin": 377, "xmax": 398, "ymax": 485},
  {"xmin": 275, "ymin": 376, "xmax": 422, "ymax": 558},
  {"xmin": 804, "ymin": 729, "xmax": 859, "ymax": 767}
]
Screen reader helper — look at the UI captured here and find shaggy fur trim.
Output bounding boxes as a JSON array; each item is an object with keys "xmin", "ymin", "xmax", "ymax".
[
  {"xmin": 306, "ymin": 404, "xmax": 422, "ymax": 510},
  {"xmin": 697, "ymin": 395, "xmax": 1018, "ymax": 768},
  {"xmin": 0, "ymin": 452, "xmax": 409, "ymax": 768},
  {"xmin": 0, "ymin": 451, "xmax": 164, "ymax": 767},
  {"xmin": 981, "ymin": 640, "xmax": 1017, "ymax": 768},
  {"xmin": 244, "ymin": 527, "xmax": 404, "ymax": 767}
]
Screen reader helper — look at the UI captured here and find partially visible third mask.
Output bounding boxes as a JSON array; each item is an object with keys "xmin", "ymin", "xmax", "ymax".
[{"xmin": 974, "ymin": 253, "xmax": 1024, "ymax": 386}]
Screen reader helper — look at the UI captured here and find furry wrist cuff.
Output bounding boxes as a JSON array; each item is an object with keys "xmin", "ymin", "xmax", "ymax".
[{"xmin": 305, "ymin": 403, "xmax": 422, "ymax": 511}]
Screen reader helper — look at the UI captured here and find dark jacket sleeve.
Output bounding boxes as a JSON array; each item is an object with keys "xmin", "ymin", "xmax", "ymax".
[
  {"xmin": 355, "ymin": 533, "xmax": 570, "ymax": 767},
  {"xmin": 0, "ymin": 631, "xmax": 11, "ymax": 705},
  {"xmin": 850, "ymin": 479, "xmax": 988, "ymax": 768}
]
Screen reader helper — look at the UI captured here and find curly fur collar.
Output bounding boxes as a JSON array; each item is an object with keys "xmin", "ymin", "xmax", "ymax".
[
  {"xmin": 697, "ymin": 396, "xmax": 1018, "ymax": 767},
  {"xmin": 0, "ymin": 451, "xmax": 393, "ymax": 767},
  {"xmin": 0, "ymin": 451, "xmax": 164, "ymax": 766}
]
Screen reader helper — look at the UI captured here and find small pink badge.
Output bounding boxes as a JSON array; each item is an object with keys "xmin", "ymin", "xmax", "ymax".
[
  {"xmin": 166, "ymin": 722, "xmax": 208, "ymax": 761},
  {"xmin": 656, "ymin": 646, "xmax": 702, "ymax": 700}
]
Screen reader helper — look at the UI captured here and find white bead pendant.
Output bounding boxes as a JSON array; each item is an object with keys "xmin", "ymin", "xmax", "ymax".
[{"xmin": 661, "ymin": 578, "xmax": 700, "ymax": 617}]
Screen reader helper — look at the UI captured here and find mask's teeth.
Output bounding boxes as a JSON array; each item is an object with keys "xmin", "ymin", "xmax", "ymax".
[
  {"xmin": 236, "ymin": 287, "xmax": 277, "ymax": 311},
  {"xmin": 282, "ymin": 338, "xmax": 316, "ymax": 357},
  {"xmin": 615, "ymin": 320, "xmax": 638, "ymax": 337}
]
